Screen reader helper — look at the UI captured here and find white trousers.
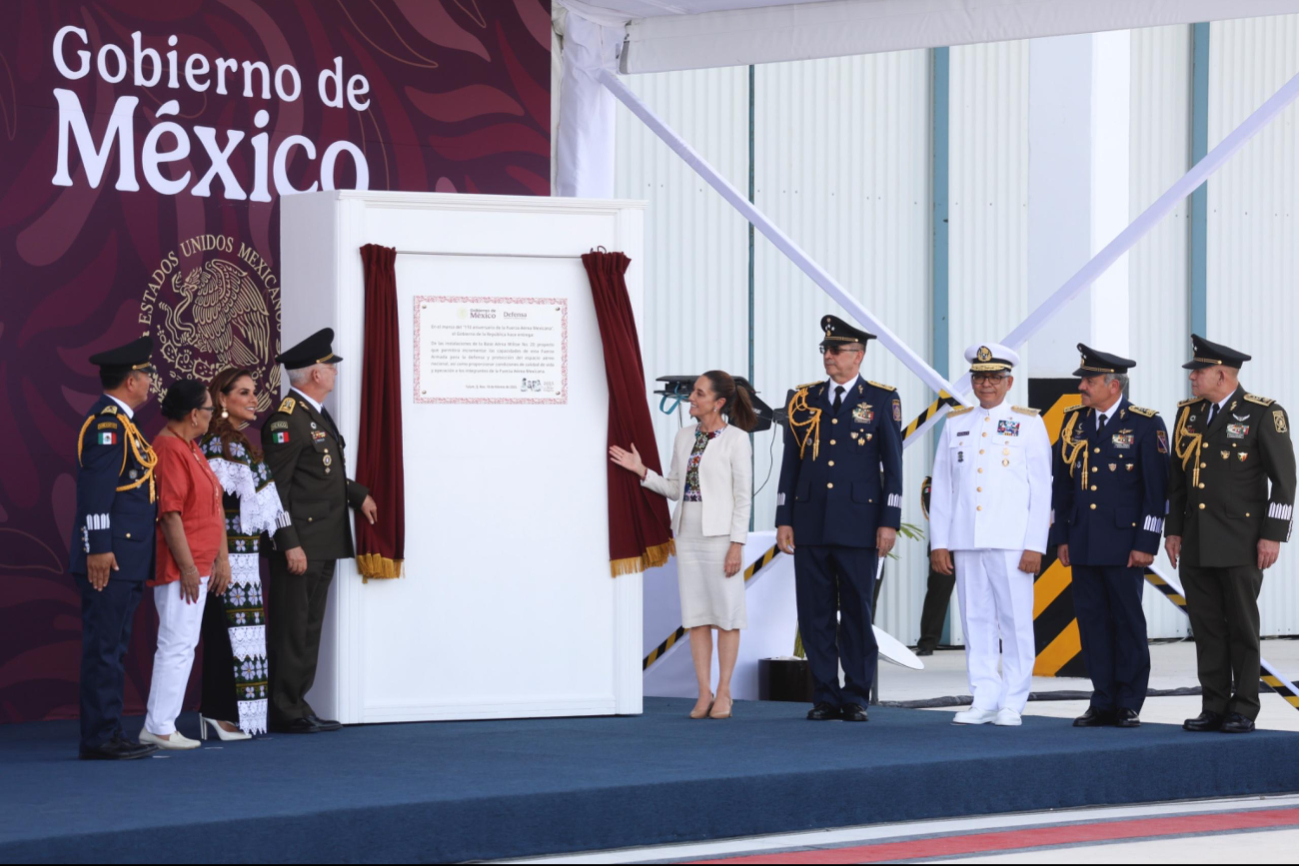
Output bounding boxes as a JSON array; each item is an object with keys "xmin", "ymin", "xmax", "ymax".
[
  {"xmin": 144, "ymin": 577, "xmax": 209, "ymax": 736},
  {"xmin": 954, "ymin": 550, "xmax": 1036, "ymax": 713}
]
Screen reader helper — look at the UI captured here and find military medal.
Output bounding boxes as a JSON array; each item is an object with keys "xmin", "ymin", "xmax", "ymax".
[
  {"xmin": 1238, "ymin": 452, "xmax": 1249, "ymax": 462},
  {"xmin": 1227, "ymin": 423, "xmax": 1249, "ymax": 439},
  {"xmin": 1221, "ymin": 450, "xmax": 1230, "ymax": 460},
  {"xmin": 997, "ymin": 420, "xmax": 1020, "ymax": 437},
  {"xmin": 1112, "ymin": 433, "xmax": 1134, "ymax": 450},
  {"xmin": 1109, "ymin": 463, "xmax": 1117, "ymax": 472},
  {"xmin": 311, "ymin": 422, "xmax": 318, "ymax": 429},
  {"xmin": 853, "ymin": 404, "xmax": 874, "ymax": 424},
  {"xmin": 323, "ymin": 454, "xmax": 333, "ymax": 467},
  {"xmin": 1126, "ymin": 464, "xmax": 1134, "ymax": 472}
]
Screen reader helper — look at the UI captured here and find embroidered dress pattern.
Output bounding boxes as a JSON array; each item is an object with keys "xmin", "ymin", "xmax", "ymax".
[
  {"xmin": 683, "ymin": 428, "xmax": 721, "ymax": 502},
  {"xmin": 202, "ymin": 435, "xmax": 287, "ymax": 735}
]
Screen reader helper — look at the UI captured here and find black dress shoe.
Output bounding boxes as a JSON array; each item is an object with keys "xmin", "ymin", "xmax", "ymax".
[
  {"xmin": 307, "ymin": 714, "xmax": 342, "ymax": 732},
  {"xmin": 841, "ymin": 703, "xmax": 869, "ymax": 722},
  {"xmin": 1114, "ymin": 708, "xmax": 1141, "ymax": 728},
  {"xmin": 915, "ymin": 647, "xmax": 934, "ymax": 657},
  {"xmin": 807, "ymin": 703, "xmax": 841, "ymax": 721},
  {"xmin": 79, "ymin": 736, "xmax": 158, "ymax": 761},
  {"xmin": 1220, "ymin": 712, "xmax": 1256, "ymax": 734},
  {"xmin": 1183, "ymin": 711, "xmax": 1225, "ymax": 732},
  {"xmin": 1072, "ymin": 707, "xmax": 1114, "ymax": 727},
  {"xmin": 271, "ymin": 718, "xmax": 323, "ymax": 734}
]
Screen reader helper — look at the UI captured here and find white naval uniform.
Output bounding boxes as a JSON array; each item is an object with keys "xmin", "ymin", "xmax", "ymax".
[{"xmin": 930, "ymin": 398, "xmax": 1052, "ymax": 714}]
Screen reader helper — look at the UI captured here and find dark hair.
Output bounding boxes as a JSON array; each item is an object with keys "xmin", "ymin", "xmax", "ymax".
[
  {"xmin": 208, "ymin": 368, "xmax": 263, "ymax": 461},
  {"xmin": 160, "ymin": 378, "xmax": 210, "ymax": 421},
  {"xmin": 702, "ymin": 370, "xmax": 757, "ymax": 432},
  {"xmin": 100, "ymin": 368, "xmax": 133, "ymax": 390}
]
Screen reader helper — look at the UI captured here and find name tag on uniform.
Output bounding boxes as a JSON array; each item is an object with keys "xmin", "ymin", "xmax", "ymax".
[
  {"xmin": 1112, "ymin": 433, "xmax": 1134, "ymax": 450},
  {"xmin": 997, "ymin": 420, "xmax": 1020, "ymax": 437},
  {"xmin": 853, "ymin": 404, "xmax": 874, "ymax": 424},
  {"xmin": 1228, "ymin": 423, "xmax": 1249, "ymax": 439},
  {"xmin": 956, "ymin": 430, "xmax": 970, "ymax": 437}
]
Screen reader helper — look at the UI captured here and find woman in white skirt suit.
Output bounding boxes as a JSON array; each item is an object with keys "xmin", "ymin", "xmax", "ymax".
[{"xmin": 610, "ymin": 371, "xmax": 755, "ymax": 720}]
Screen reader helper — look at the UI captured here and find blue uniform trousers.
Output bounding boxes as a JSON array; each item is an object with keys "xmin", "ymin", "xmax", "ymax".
[
  {"xmin": 75, "ymin": 575, "xmax": 145, "ymax": 750},
  {"xmin": 794, "ymin": 545, "xmax": 878, "ymax": 707},
  {"xmin": 1071, "ymin": 565, "xmax": 1150, "ymax": 712}
]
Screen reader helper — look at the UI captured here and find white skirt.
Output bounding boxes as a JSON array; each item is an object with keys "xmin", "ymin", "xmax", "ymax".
[{"xmin": 675, "ymin": 502, "xmax": 747, "ymax": 630}]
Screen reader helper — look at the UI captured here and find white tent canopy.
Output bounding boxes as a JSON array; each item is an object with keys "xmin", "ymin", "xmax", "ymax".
[{"xmin": 564, "ymin": 0, "xmax": 1299, "ymax": 73}]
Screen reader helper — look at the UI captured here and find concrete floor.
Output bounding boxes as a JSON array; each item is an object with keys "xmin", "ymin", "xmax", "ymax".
[{"xmin": 879, "ymin": 638, "xmax": 1299, "ymax": 732}]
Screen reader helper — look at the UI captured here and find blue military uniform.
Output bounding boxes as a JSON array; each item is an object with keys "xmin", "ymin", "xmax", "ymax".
[
  {"xmin": 776, "ymin": 316, "xmax": 903, "ymax": 717},
  {"xmin": 69, "ymin": 337, "xmax": 160, "ymax": 758},
  {"xmin": 1049, "ymin": 344, "xmax": 1169, "ymax": 725}
]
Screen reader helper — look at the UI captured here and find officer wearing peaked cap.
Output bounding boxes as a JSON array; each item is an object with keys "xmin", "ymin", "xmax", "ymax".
[
  {"xmin": 71, "ymin": 337, "xmax": 160, "ymax": 760},
  {"xmin": 1050, "ymin": 345, "xmax": 1169, "ymax": 728},
  {"xmin": 776, "ymin": 315, "xmax": 904, "ymax": 723},
  {"xmin": 262, "ymin": 328, "xmax": 377, "ymax": 733},
  {"xmin": 1167, "ymin": 334, "xmax": 1296, "ymax": 734},
  {"xmin": 929, "ymin": 343, "xmax": 1051, "ymax": 727}
]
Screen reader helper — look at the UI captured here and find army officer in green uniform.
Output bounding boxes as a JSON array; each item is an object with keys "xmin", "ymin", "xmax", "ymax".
[
  {"xmin": 1165, "ymin": 334, "xmax": 1295, "ymax": 734},
  {"xmin": 263, "ymin": 328, "xmax": 377, "ymax": 733}
]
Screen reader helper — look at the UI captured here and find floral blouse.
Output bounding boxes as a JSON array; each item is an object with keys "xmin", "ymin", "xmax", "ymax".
[{"xmin": 683, "ymin": 427, "xmax": 723, "ymax": 502}]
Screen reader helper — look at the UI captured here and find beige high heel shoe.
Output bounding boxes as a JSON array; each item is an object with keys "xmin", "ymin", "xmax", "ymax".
[
  {"xmin": 709, "ymin": 697, "xmax": 733, "ymax": 720},
  {"xmin": 689, "ymin": 695, "xmax": 715, "ymax": 719}
]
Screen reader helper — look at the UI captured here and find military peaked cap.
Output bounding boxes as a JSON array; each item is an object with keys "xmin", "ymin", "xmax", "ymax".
[
  {"xmin": 1073, "ymin": 343, "xmax": 1135, "ymax": 377},
  {"xmin": 279, "ymin": 328, "xmax": 342, "ymax": 370},
  {"xmin": 1182, "ymin": 333, "xmax": 1250, "ymax": 370},
  {"xmin": 965, "ymin": 342, "xmax": 1019, "ymax": 373},
  {"xmin": 819, "ymin": 315, "xmax": 876, "ymax": 347},
  {"xmin": 89, "ymin": 336, "xmax": 155, "ymax": 376}
]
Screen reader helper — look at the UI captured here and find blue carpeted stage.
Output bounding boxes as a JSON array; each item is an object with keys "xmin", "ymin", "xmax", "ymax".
[{"xmin": 3, "ymin": 698, "xmax": 1299, "ymax": 863}]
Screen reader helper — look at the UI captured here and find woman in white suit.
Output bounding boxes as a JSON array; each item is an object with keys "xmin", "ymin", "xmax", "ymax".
[{"xmin": 611, "ymin": 371, "xmax": 755, "ymax": 720}]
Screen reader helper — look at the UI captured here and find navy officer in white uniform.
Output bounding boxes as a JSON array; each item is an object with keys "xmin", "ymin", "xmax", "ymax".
[
  {"xmin": 776, "ymin": 315, "xmax": 904, "ymax": 723},
  {"xmin": 929, "ymin": 343, "xmax": 1051, "ymax": 727}
]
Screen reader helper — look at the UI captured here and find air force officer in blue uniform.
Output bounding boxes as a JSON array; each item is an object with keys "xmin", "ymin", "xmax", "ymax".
[
  {"xmin": 776, "ymin": 316, "xmax": 904, "ymax": 722},
  {"xmin": 70, "ymin": 337, "xmax": 160, "ymax": 760},
  {"xmin": 1050, "ymin": 345, "xmax": 1169, "ymax": 728}
]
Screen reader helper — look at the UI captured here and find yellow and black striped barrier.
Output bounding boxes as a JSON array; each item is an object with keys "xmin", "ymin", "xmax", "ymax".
[
  {"xmin": 642, "ymin": 544, "xmax": 782, "ymax": 671},
  {"xmin": 902, "ymin": 392, "xmax": 961, "ymax": 443}
]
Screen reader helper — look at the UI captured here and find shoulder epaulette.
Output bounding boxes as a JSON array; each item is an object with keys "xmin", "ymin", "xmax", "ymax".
[
  {"xmin": 1062, "ymin": 404, "xmax": 1085, "ymax": 413},
  {"xmin": 277, "ymin": 396, "xmax": 297, "ymax": 415},
  {"xmin": 1012, "ymin": 405, "xmax": 1040, "ymax": 416},
  {"xmin": 1129, "ymin": 405, "xmax": 1158, "ymax": 418},
  {"xmin": 1178, "ymin": 397, "xmax": 1199, "ymax": 408},
  {"xmin": 100, "ymin": 404, "xmax": 118, "ymax": 415},
  {"xmin": 867, "ymin": 380, "xmax": 896, "ymax": 392},
  {"xmin": 1244, "ymin": 393, "xmax": 1275, "ymax": 407},
  {"xmin": 795, "ymin": 380, "xmax": 821, "ymax": 391},
  {"xmin": 948, "ymin": 406, "xmax": 974, "ymax": 417}
]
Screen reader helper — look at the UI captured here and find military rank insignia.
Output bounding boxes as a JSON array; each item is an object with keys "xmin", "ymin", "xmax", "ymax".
[
  {"xmin": 1112, "ymin": 433, "xmax": 1134, "ymax": 450},
  {"xmin": 892, "ymin": 398, "xmax": 901, "ymax": 423},
  {"xmin": 997, "ymin": 420, "xmax": 1020, "ymax": 437},
  {"xmin": 1156, "ymin": 431, "xmax": 1168, "ymax": 454},
  {"xmin": 1227, "ymin": 423, "xmax": 1249, "ymax": 439},
  {"xmin": 1275, "ymin": 410, "xmax": 1288, "ymax": 434},
  {"xmin": 853, "ymin": 404, "xmax": 873, "ymax": 424},
  {"xmin": 273, "ymin": 431, "xmax": 290, "ymax": 444}
]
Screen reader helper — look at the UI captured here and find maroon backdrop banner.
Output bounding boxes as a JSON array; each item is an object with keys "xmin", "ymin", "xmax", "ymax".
[{"xmin": 0, "ymin": 0, "xmax": 551, "ymax": 723}]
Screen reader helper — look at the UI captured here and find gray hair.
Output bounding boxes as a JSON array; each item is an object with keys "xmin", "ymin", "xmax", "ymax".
[
  {"xmin": 1102, "ymin": 372, "xmax": 1129, "ymax": 392},
  {"xmin": 286, "ymin": 366, "xmax": 315, "ymax": 387}
]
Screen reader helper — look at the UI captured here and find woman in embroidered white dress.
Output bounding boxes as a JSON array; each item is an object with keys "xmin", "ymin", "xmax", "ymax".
[{"xmin": 197, "ymin": 368, "xmax": 291, "ymax": 740}]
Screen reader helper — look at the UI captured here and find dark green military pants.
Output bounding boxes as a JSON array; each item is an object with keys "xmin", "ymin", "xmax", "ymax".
[
  {"xmin": 268, "ymin": 557, "xmax": 337, "ymax": 725},
  {"xmin": 1180, "ymin": 564, "xmax": 1264, "ymax": 720}
]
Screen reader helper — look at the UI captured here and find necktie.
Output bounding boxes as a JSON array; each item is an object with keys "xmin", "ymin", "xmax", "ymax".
[
  {"xmin": 1097, "ymin": 413, "xmax": 1107, "ymax": 433},
  {"xmin": 833, "ymin": 385, "xmax": 845, "ymax": 414},
  {"xmin": 1207, "ymin": 404, "xmax": 1217, "ymax": 426}
]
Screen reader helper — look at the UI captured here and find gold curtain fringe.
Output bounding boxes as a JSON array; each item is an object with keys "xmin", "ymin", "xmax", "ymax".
[
  {"xmin": 358, "ymin": 554, "xmax": 404, "ymax": 583},
  {"xmin": 609, "ymin": 539, "xmax": 676, "ymax": 578}
]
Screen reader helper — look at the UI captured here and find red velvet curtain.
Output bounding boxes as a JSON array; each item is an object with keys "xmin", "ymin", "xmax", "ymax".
[
  {"xmin": 582, "ymin": 250, "xmax": 674, "ymax": 576},
  {"xmin": 355, "ymin": 244, "xmax": 405, "ymax": 580}
]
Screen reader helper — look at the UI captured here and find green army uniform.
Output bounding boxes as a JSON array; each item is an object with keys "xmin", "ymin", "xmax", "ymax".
[
  {"xmin": 1167, "ymin": 335, "xmax": 1296, "ymax": 727},
  {"xmin": 262, "ymin": 329, "xmax": 369, "ymax": 731}
]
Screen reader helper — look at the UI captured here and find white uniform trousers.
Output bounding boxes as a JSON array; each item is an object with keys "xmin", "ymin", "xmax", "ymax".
[
  {"xmin": 954, "ymin": 550, "xmax": 1036, "ymax": 713},
  {"xmin": 144, "ymin": 577, "xmax": 209, "ymax": 736}
]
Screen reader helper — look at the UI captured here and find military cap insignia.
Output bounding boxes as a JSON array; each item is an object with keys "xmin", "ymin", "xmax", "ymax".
[
  {"xmin": 1244, "ymin": 393, "xmax": 1275, "ymax": 407},
  {"xmin": 1129, "ymin": 405, "xmax": 1158, "ymax": 418},
  {"xmin": 277, "ymin": 396, "xmax": 297, "ymax": 415},
  {"xmin": 1275, "ymin": 410, "xmax": 1288, "ymax": 434},
  {"xmin": 976, "ymin": 346, "xmax": 992, "ymax": 363},
  {"xmin": 867, "ymin": 380, "xmax": 896, "ymax": 392},
  {"xmin": 1012, "ymin": 405, "xmax": 1040, "ymax": 416}
]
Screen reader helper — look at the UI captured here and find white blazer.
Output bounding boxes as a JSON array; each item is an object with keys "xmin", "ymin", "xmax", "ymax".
[{"xmin": 641, "ymin": 424, "xmax": 753, "ymax": 544}]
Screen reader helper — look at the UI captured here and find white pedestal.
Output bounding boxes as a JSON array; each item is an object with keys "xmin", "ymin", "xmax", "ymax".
[{"xmin": 279, "ymin": 191, "xmax": 646, "ymax": 723}]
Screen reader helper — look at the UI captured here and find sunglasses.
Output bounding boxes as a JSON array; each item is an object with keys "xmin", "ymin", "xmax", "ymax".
[
  {"xmin": 820, "ymin": 343, "xmax": 863, "ymax": 356},
  {"xmin": 972, "ymin": 373, "xmax": 1008, "ymax": 384}
]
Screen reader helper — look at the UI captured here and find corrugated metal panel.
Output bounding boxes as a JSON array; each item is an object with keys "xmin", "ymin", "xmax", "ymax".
[
  {"xmin": 1207, "ymin": 15, "xmax": 1299, "ymax": 636},
  {"xmin": 750, "ymin": 52, "xmax": 932, "ymax": 641},
  {"xmin": 949, "ymin": 41, "xmax": 1031, "ymax": 407},
  {"xmin": 614, "ymin": 67, "xmax": 753, "ymax": 503},
  {"xmin": 1129, "ymin": 25, "xmax": 1192, "ymax": 639}
]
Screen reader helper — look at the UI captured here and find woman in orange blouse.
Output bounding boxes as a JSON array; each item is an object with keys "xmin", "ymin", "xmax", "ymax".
[{"xmin": 140, "ymin": 379, "xmax": 230, "ymax": 751}]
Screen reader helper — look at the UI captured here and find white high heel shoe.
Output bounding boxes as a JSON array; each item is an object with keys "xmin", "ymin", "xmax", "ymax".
[{"xmin": 200, "ymin": 717, "xmax": 252, "ymax": 742}]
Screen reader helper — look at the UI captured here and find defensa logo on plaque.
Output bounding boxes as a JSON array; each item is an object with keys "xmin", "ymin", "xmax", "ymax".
[
  {"xmin": 414, "ymin": 296, "xmax": 568, "ymax": 405},
  {"xmin": 139, "ymin": 234, "xmax": 283, "ymax": 412}
]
